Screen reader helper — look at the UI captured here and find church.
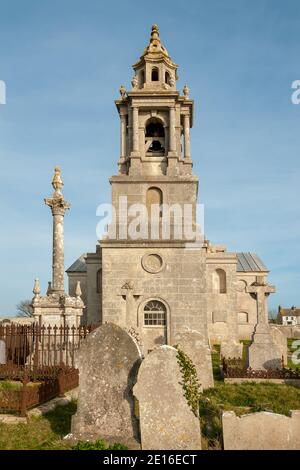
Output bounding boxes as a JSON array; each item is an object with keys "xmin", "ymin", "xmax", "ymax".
[{"xmin": 66, "ymin": 25, "xmax": 272, "ymax": 355}]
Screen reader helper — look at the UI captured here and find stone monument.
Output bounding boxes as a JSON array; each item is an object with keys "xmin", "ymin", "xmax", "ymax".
[
  {"xmin": 247, "ymin": 277, "xmax": 282, "ymax": 370},
  {"xmin": 71, "ymin": 323, "xmax": 142, "ymax": 445},
  {"xmin": 175, "ymin": 330, "xmax": 214, "ymax": 390},
  {"xmin": 133, "ymin": 345, "xmax": 202, "ymax": 450},
  {"xmin": 0, "ymin": 340, "xmax": 6, "ymax": 365},
  {"xmin": 31, "ymin": 167, "xmax": 84, "ymax": 327}
]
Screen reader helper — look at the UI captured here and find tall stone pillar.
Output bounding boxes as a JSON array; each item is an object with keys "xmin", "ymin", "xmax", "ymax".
[
  {"xmin": 45, "ymin": 167, "xmax": 70, "ymax": 292},
  {"xmin": 183, "ymin": 114, "xmax": 191, "ymax": 160},
  {"xmin": 31, "ymin": 167, "xmax": 84, "ymax": 329}
]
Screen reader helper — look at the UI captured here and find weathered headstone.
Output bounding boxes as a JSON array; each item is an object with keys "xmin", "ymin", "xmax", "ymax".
[
  {"xmin": 0, "ymin": 340, "xmax": 6, "ymax": 364},
  {"xmin": 247, "ymin": 277, "xmax": 282, "ymax": 370},
  {"xmin": 220, "ymin": 340, "xmax": 243, "ymax": 360},
  {"xmin": 223, "ymin": 410, "xmax": 300, "ymax": 450},
  {"xmin": 133, "ymin": 345, "xmax": 202, "ymax": 450},
  {"xmin": 271, "ymin": 326, "xmax": 287, "ymax": 366},
  {"xmin": 175, "ymin": 330, "xmax": 214, "ymax": 390},
  {"xmin": 71, "ymin": 323, "xmax": 142, "ymax": 444}
]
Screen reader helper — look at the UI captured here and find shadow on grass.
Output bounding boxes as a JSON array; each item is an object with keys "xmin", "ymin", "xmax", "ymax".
[{"xmin": 43, "ymin": 401, "xmax": 77, "ymax": 437}]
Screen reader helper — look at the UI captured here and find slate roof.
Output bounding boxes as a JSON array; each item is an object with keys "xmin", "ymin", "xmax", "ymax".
[
  {"xmin": 236, "ymin": 252, "xmax": 268, "ymax": 273},
  {"xmin": 66, "ymin": 252, "xmax": 268, "ymax": 274},
  {"xmin": 279, "ymin": 308, "xmax": 300, "ymax": 317},
  {"xmin": 66, "ymin": 254, "xmax": 87, "ymax": 273}
]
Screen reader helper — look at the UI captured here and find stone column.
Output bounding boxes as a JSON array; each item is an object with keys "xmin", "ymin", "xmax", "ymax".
[
  {"xmin": 183, "ymin": 114, "xmax": 191, "ymax": 160},
  {"xmin": 45, "ymin": 167, "xmax": 70, "ymax": 293},
  {"xmin": 132, "ymin": 106, "xmax": 139, "ymax": 153},
  {"xmin": 120, "ymin": 113, "xmax": 127, "ymax": 158},
  {"xmin": 169, "ymin": 106, "xmax": 176, "ymax": 153}
]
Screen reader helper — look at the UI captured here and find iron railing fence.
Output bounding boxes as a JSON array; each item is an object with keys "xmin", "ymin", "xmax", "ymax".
[{"xmin": 0, "ymin": 323, "xmax": 98, "ymax": 368}]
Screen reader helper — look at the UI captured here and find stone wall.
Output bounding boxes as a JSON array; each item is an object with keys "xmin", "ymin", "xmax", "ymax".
[
  {"xmin": 85, "ymin": 249, "xmax": 102, "ymax": 325},
  {"xmin": 101, "ymin": 244, "xmax": 208, "ymax": 353},
  {"xmin": 206, "ymin": 253, "xmax": 239, "ymax": 344}
]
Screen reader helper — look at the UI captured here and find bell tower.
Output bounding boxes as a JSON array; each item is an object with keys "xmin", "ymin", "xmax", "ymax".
[
  {"xmin": 101, "ymin": 26, "xmax": 208, "ymax": 353},
  {"xmin": 116, "ymin": 24, "xmax": 193, "ymax": 177}
]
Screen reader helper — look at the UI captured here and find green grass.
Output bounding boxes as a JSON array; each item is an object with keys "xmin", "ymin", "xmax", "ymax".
[
  {"xmin": 0, "ymin": 381, "xmax": 23, "ymax": 391},
  {"xmin": 200, "ymin": 342, "xmax": 300, "ymax": 449},
  {"xmin": 0, "ymin": 401, "xmax": 129, "ymax": 450},
  {"xmin": 0, "ymin": 401, "xmax": 77, "ymax": 450}
]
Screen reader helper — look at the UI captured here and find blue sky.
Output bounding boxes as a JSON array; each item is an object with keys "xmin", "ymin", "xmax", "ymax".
[{"xmin": 0, "ymin": 0, "xmax": 299, "ymax": 315}]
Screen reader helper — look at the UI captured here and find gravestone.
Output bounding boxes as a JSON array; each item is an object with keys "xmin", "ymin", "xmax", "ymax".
[
  {"xmin": 71, "ymin": 323, "xmax": 142, "ymax": 445},
  {"xmin": 175, "ymin": 330, "xmax": 214, "ymax": 390},
  {"xmin": 271, "ymin": 326, "xmax": 287, "ymax": 366},
  {"xmin": 223, "ymin": 410, "xmax": 300, "ymax": 450},
  {"xmin": 133, "ymin": 345, "xmax": 202, "ymax": 450},
  {"xmin": 247, "ymin": 278, "xmax": 282, "ymax": 370},
  {"xmin": 0, "ymin": 340, "xmax": 6, "ymax": 364}
]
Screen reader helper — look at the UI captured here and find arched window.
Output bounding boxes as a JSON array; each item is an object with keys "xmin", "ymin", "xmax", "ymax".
[
  {"xmin": 96, "ymin": 268, "xmax": 102, "ymax": 294},
  {"xmin": 213, "ymin": 269, "xmax": 227, "ymax": 294},
  {"xmin": 144, "ymin": 300, "xmax": 166, "ymax": 326},
  {"xmin": 146, "ymin": 187, "xmax": 163, "ymax": 218},
  {"xmin": 238, "ymin": 312, "xmax": 249, "ymax": 324},
  {"xmin": 145, "ymin": 118, "xmax": 165, "ymax": 153},
  {"xmin": 165, "ymin": 71, "xmax": 171, "ymax": 85},
  {"xmin": 151, "ymin": 67, "xmax": 159, "ymax": 81}
]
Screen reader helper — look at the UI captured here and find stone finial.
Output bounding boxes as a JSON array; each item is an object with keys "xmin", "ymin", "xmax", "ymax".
[
  {"xmin": 183, "ymin": 84, "xmax": 189, "ymax": 99},
  {"xmin": 119, "ymin": 85, "xmax": 126, "ymax": 99},
  {"xmin": 75, "ymin": 281, "xmax": 82, "ymax": 298},
  {"xmin": 33, "ymin": 278, "xmax": 41, "ymax": 297},
  {"xmin": 46, "ymin": 281, "xmax": 52, "ymax": 295},
  {"xmin": 52, "ymin": 166, "xmax": 63, "ymax": 196},
  {"xmin": 150, "ymin": 24, "xmax": 160, "ymax": 43},
  {"xmin": 131, "ymin": 75, "xmax": 138, "ymax": 90}
]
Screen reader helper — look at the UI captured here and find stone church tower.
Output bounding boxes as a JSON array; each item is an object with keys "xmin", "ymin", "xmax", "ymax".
[
  {"xmin": 67, "ymin": 25, "xmax": 273, "ymax": 358},
  {"xmin": 100, "ymin": 24, "xmax": 209, "ymax": 353}
]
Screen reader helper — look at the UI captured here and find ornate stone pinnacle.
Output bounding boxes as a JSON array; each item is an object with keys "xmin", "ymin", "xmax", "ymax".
[
  {"xmin": 119, "ymin": 85, "xmax": 126, "ymax": 99},
  {"xmin": 183, "ymin": 84, "xmax": 190, "ymax": 99},
  {"xmin": 33, "ymin": 278, "xmax": 41, "ymax": 297},
  {"xmin": 75, "ymin": 281, "xmax": 82, "ymax": 298},
  {"xmin": 45, "ymin": 167, "xmax": 71, "ymax": 215},
  {"xmin": 52, "ymin": 166, "xmax": 63, "ymax": 196},
  {"xmin": 151, "ymin": 24, "xmax": 160, "ymax": 42}
]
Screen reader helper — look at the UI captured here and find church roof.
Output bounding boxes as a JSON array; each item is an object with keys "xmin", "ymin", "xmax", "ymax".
[
  {"xmin": 66, "ymin": 254, "xmax": 87, "ymax": 273},
  {"xmin": 236, "ymin": 252, "xmax": 268, "ymax": 272}
]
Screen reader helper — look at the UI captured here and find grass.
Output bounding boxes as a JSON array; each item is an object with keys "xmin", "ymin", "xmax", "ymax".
[
  {"xmin": 0, "ymin": 401, "xmax": 77, "ymax": 450},
  {"xmin": 200, "ymin": 342, "xmax": 300, "ymax": 449}
]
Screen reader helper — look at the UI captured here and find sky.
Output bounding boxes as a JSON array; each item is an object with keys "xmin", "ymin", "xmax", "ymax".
[{"xmin": 0, "ymin": 0, "xmax": 299, "ymax": 315}]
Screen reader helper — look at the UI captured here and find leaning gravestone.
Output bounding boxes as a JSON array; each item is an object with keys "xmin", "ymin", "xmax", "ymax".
[
  {"xmin": 0, "ymin": 340, "xmax": 6, "ymax": 364},
  {"xmin": 71, "ymin": 323, "xmax": 142, "ymax": 444},
  {"xmin": 175, "ymin": 330, "xmax": 214, "ymax": 390},
  {"xmin": 133, "ymin": 345, "xmax": 202, "ymax": 450}
]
